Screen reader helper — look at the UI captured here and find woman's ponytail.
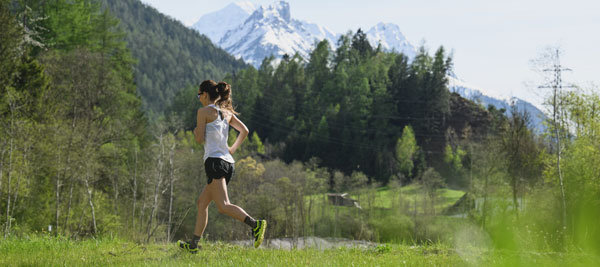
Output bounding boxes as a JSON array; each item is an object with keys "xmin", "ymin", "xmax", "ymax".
[
  {"xmin": 215, "ymin": 81, "xmax": 238, "ymax": 115},
  {"xmin": 199, "ymin": 80, "xmax": 238, "ymax": 115}
]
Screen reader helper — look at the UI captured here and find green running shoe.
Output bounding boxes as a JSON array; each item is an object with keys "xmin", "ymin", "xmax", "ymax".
[
  {"xmin": 177, "ymin": 240, "xmax": 199, "ymax": 254},
  {"xmin": 252, "ymin": 220, "xmax": 267, "ymax": 248}
]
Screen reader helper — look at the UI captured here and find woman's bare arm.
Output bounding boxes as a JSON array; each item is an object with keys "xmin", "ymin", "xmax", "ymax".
[
  {"xmin": 228, "ymin": 114, "xmax": 249, "ymax": 155},
  {"xmin": 194, "ymin": 108, "xmax": 206, "ymax": 144}
]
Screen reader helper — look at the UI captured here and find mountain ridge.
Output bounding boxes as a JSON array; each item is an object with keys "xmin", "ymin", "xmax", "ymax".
[
  {"xmin": 192, "ymin": 1, "xmax": 546, "ymax": 131},
  {"xmin": 207, "ymin": 1, "xmax": 338, "ymax": 66},
  {"xmin": 101, "ymin": 0, "xmax": 248, "ymax": 119},
  {"xmin": 192, "ymin": 1, "xmax": 414, "ymax": 66}
]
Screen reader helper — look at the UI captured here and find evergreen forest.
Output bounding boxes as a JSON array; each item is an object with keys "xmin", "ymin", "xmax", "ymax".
[{"xmin": 1, "ymin": 0, "xmax": 599, "ymax": 262}]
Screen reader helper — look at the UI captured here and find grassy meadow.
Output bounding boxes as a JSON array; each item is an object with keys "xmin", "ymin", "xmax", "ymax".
[
  {"xmin": 305, "ymin": 184, "xmax": 466, "ymax": 215},
  {"xmin": 1, "ymin": 235, "xmax": 597, "ymax": 266}
]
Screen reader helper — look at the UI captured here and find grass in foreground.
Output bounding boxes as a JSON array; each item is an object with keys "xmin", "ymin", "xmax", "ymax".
[
  {"xmin": 1, "ymin": 235, "xmax": 597, "ymax": 266},
  {"xmin": 0, "ymin": 236, "xmax": 459, "ymax": 266}
]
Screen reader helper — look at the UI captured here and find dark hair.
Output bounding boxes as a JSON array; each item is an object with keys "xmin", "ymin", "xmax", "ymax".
[{"xmin": 199, "ymin": 80, "xmax": 238, "ymax": 115}]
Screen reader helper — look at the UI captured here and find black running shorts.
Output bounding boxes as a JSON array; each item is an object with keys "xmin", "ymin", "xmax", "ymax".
[{"xmin": 204, "ymin": 157, "xmax": 235, "ymax": 185}]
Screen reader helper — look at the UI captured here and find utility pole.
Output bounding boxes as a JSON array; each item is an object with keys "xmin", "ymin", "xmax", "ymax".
[{"xmin": 538, "ymin": 49, "xmax": 573, "ymax": 233}]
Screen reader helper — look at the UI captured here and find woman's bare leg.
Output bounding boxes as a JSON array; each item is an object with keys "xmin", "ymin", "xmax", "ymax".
[
  {"xmin": 193, "ymin": 186, "xmax": 211, "ymax": 237},
  {"xmin": 209, "ymin": 178, "xmax": 250, "ymax": 222}
]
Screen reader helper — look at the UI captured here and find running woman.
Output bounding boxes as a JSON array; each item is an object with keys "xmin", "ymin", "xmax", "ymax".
[{"xmin": 178, "ymin": 80, "xmax": 267, "ymax": 254}]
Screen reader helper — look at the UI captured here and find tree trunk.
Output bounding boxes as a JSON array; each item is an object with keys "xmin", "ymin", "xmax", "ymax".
[
  {"xmin": 398, "ymin": 181, "xmax": 403, "ymax": 212},
  {"xmin": 61, "ymin": 158, "xmax": 74, "ymax": 234},
  {"xmin": 413, "ymin": 197, "xmax": 417, "ymax": 239},
  {"xmin": 75, "ymin": 207, "xmax": 85, "ymax": 237},
  {"xmin": 62, "ymin": 107, "xmax": 77, "ymax": 234},
  {"xmin": 550, "ymin": 66, "xmax": 567, "ymax": 232},
  {"xmin": 112, "ymin": 148, "xmax": 120, "ymax": 216},
  {"xmin": 113, "ymin": 172, "xmax": 119, "ymax": 217},
  {"xmin": 132, "ymin": 147, "xmax": 137, "ymax": 233},
  {"xmin": 307, "ymin": 197, "xmax": 313, "ymax": 236},
  {"xmin": 0, "ymin": 150, "xmax": 5, "ymax": 227},
  {"xmin": 482, "ymin": 170, "xmax": 490, "ymax": 230},
  {"xmin": 512, "ymin": 176, "xmax": 519, "ymax": 220},
  {"xmin": 9, "ymin": 144, "xmax": 27, "ymax": 229},
  {"xmin": 431, "ymin": 192, "xmax": 436, "ymax": 217},
  {"xmin": 64, "ymin": 178, "xmax": 74, "ymax": 233},
  {"xmin": 146, "ymin": 172, "xmax": 161, "ymax": 242},
  {"xmin": 55, "ymin": 148, "xmax": 61, "ymax": 235},
  {"xmin": 5, "ymin": 112, "xmax": 14, "ymax": 237},
  {"xmin": 333, "ymin": 205, "xmax": 338, "ymax": 237},
  {"xmin": 167, "ymin": 142, "xmax": 175, "ymax": 242},
  {"xmin": 140, "ymin": 170, "xmax": 148, "ymax": 232},
  {"xmin": 146, "ymin": 134, "xmax": 164, "ymax": 242},
  {"xmin": 84, "ymin": 168, "xmax": 97, "ymax": 235}
]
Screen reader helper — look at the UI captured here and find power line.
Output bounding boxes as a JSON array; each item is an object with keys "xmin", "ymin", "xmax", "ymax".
[
  {"xmin": 241, "ymin": 108, "xmax": 490, "ymax": 154},
  {"xmin": 243, "ymin": 108, "xmax": 480, "ymax": 138},
  {"xmin": 237, "ymin": 102, "xmax": 496, "ymax": 130}
]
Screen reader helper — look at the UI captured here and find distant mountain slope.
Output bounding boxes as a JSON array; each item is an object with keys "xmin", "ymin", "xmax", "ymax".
[
  {"xmin": 448, "ymin": 76, "xmax": 547, "ymax": 133},
  {"xmin": 101, "ymin": 0, "xmax": 248, "ymax": 118}
]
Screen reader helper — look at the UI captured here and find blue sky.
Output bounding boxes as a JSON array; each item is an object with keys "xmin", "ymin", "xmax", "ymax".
[{"xmin": 140, "ymin": 0, "xmax": 600, "ymax": 108}]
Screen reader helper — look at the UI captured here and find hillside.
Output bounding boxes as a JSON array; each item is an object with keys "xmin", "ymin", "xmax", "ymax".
[{"xmin": 100, "ymin": 0, "xmax": 248, "ymax": 119}]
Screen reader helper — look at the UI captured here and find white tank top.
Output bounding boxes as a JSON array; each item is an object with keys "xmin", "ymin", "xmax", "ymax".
[{"xmin": 203, "ymin": 104, "xmax": 235, "ymax": 163}]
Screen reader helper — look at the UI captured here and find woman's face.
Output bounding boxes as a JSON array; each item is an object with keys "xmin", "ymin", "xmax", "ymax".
[{"xmin": 198, "ymin": 90, "xmax": 209, "ymax": 106}]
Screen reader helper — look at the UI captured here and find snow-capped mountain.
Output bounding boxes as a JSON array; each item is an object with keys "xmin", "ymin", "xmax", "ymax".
[
  {"xmin": 192, "ymin": 2, "xmax": 418, "ymax": 66},
  {"xmin": 367, "ymin": 23, "xmax": 416, "ymax": 59},
  {"xmin": 192, "ymin": 1, "xmax": 419, "ymax": 66},
  {"xmin": 191, "ymin": 1, "xmax": 546, "ymax": 131},
  {"xmin": 191, "ymin": 1, "xmax": 256, "ymax": 43},
  {"xmin": 193, "ymin": 1, "xmax": 338, "ymax": 66}
]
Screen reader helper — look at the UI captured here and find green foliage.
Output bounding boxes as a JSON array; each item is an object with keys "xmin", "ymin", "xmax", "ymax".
[
  {"xmin": 248, "ymin": 132, "xmax": 266, "ymax": 155},
  {"xmin": 100, "ymin": 0, "xmax": 248, "ymax": 120},
  {"xmin": 443, "ymin": 144, "xmax": 466, "ymax": 171},
  {"xmin": 0, "ymin": 1, "xmax": 22, "ymax": 87},
  {"xmin": 369, "ymin": 210, "xmax": 413, "ymax": 243},
  {"xmin": 550, "ymin": 90, "xmax": 600, "ymax": 252},
  {"xmin": 223, "ymin": 30, "xmax": 481, "ymax": 184},
  {"xmin": 0, "ymin": 0, "xmax": 147, "ymax": 239},
  {"xmin": 499, "ymin": 104, "xmax": 544, "ymax": 214},
  {"xmin": 395, "ymin": 125, "xmax": 419, "ymax": 179},
  {"xmin": 3, "ymin": 1, "xmax": 599, "ymax": 262},
  {"xmin": 421, "ymin": 168, "xmax": 445, "ymax": 193}
]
